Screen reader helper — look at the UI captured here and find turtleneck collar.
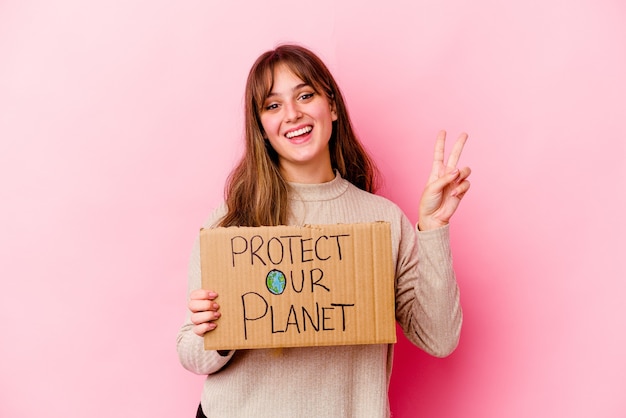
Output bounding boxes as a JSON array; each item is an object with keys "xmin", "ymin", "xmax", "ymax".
[{"xmin": 287, "ymin": 170, "xmax": 350, "ymax": 202}]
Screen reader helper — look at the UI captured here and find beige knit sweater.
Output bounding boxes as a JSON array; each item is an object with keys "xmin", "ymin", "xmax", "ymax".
[{"xmin": 177, "ymin": 173, "xmax": 462, "ymax": 417}]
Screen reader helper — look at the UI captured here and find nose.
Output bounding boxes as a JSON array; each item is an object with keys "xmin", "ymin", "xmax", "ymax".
[{"xmin": 283, "ymin": 100, "xmax": 302, "ymax": 122}]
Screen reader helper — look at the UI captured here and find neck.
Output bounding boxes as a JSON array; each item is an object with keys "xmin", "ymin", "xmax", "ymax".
[{"xmin": 280, "ymin": 162, "xmax": 335, "ymax": 184}]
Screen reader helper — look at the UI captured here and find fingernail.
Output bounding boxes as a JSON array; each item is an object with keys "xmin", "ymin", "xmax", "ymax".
[{"xmin": 212, "ymin": 303, "xmax": 220, "ymax": 309}]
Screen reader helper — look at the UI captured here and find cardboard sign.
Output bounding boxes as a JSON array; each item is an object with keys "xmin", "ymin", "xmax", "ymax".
[{"xmin": 199, "ymin": 222, "xmax": 396, "ymax": 350}]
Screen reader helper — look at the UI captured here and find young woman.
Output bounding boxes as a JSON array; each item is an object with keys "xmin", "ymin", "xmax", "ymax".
[{"xmin": 177, "ymin": 44, "xmax": 471, "ymax": 418}]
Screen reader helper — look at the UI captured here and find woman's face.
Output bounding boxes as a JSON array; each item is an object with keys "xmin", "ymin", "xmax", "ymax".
[{"xmin": 259, "ymin": 64, "xmax": 337, "ymax": 183}]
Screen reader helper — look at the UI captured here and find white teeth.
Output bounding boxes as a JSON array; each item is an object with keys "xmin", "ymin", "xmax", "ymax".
[{"xmin": 285, "ymin": 126, "xmax": 312, "ymax": 139}]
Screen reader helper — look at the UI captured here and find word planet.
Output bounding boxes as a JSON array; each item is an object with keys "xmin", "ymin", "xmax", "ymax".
[{"xmin": 266, "ymin": 269, "xmax": 286, "ymax": 295}]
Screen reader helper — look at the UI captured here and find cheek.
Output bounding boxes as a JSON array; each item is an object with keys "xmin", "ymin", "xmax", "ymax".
[
  {"xmin": 317, "ymin": 105, "xmax": 336, "ymax": 124},
  {"xmin": 260, "ymin": 115, "xmax": 279, "ymax": 137}
]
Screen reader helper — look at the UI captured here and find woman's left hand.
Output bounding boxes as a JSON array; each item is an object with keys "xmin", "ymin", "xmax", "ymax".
[{"xmin": 417, "ymin": 130, "xmax": 472, "ymax": 231}]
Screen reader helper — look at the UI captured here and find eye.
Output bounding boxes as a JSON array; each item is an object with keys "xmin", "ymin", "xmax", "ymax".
[
  {"xmin": 298, "ymin": 92, "xmax": 315, "ymax": 101},
  {"xmin": 264, "ymin": 103, "xmax": 279, "ymax": 111}
]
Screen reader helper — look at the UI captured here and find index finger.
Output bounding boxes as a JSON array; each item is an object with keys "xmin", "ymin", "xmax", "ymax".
[
  {"xmin": 446, "ymin": 132, "xmax": 468, "ymax": 170},
  {"xmin": 190, "ymin": 289, "xmax": 218, "ymax": 300}
]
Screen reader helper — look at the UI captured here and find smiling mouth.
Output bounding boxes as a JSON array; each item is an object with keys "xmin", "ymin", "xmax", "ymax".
[{"xmin": 285, "ymin": 126, "xmax": 312, "ymax": 139}]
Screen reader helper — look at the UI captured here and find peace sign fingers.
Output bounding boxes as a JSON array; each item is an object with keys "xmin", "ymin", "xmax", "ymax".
[
  {"xmin": 430, "ymin": 130, "xmax": 468, "ymax": 180},
  {"xmin": 419, "ymin": 130, "xmax": 472, "ymax": 231}
]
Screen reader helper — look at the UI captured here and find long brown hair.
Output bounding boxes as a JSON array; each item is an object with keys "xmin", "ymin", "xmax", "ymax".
[{"xmin": 218, "ymin": 44, "xmax": 379, "ymax": 227}]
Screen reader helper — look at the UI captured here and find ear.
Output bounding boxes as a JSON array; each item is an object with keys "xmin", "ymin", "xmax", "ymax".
[{"xmin": 330, "ymin": 101, "xmax": 338, "ymax": 121}]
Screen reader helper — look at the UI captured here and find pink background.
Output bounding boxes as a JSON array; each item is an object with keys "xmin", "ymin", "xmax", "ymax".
[{"xmin": 1, "ymin": 0, "xmax": 625, "ymax": 417}]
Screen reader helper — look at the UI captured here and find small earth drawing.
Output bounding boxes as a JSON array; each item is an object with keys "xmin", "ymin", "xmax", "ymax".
[{"xmin": 266, "ymin": 269, "xmax": 286, "ymax": 295}]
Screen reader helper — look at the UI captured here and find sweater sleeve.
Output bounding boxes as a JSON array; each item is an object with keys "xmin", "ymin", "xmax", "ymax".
[
  {"xmin": 394, "ymin": 217, "xmax": 462, "ymax": 357},
  {"xmin": 176, "ymin": 207, "xmax": 235, "ymax": 375}
]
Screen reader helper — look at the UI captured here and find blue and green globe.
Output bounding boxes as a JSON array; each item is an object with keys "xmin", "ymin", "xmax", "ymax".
[{"xmin": 266, "ymin": 269, "xmax": 286, "ymax": 295}]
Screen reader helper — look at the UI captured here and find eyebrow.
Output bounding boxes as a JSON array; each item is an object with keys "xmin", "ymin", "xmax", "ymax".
[{"xmin": 265, "ymin": 83, "xmax": 310, "ymax": 100}]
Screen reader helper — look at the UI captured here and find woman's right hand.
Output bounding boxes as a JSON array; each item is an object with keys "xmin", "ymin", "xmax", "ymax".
[{"xmin": 189, "ymin": 289, "xmax": 221, "ymax": 336}]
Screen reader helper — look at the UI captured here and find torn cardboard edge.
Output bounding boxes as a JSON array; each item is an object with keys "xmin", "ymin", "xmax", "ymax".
[{"xmin": 199, "ymin": 222, "xmax": 397, "ymax": 350}]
